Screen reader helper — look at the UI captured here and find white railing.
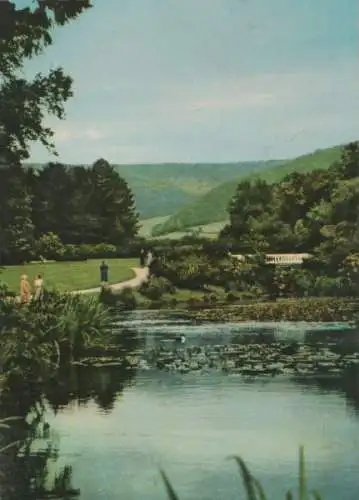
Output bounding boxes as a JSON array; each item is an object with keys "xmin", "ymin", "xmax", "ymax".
[{"xmin": 232, "ymin": 253, "xmax": 311, "ymax": 265}]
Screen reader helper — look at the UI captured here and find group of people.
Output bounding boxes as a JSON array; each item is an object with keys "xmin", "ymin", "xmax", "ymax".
[
  {"xmin": 17, "ymin": 252, "xmax": 155, "ymax": 304},
  {"xmin": 99, "ymin": 251, "xmax": 154, "ymax": 287},
  {"xmin": 19, "ymin": 274, "xmax": 44, "ymax": 304},
  {"xmin": 139, "ymin": 249, "xmax": 153, "ymax": 268}
]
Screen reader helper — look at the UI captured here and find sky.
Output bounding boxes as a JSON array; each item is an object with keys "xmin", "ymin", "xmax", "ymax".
[{"xmin": 22, "ymin": 0, "xmax": 359, "ymax": 164}]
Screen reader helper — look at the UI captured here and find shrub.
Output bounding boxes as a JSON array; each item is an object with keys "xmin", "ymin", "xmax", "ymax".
[
  {"xmin": 92, "ymin": 243, "xmax": 117, "ymax": 259},
  {"xmin": 149, "ymin": 299, "xmax": 168, "ymax": 309},
  {"xmin": 115, "ymin": 287, "xmax": 137, "ymax": 310},
  {"xmin": 76, "ymin": 243, "xmax": 117, "ymax": 259},
  {"xmin": 226, "ymin": 292, "xmax": 237, "ymax": 303},
  {"xmin": 168, "ymin": 297, "xmax": 178, "ymax": 308},
  {"xmin": 99, "ymin": 286, "xmax": 137, "ymax": 310},
  {"xmin": 139, "ymin": 277, "xmax": 175, "ymax": 301},
  {"xmin": 186, "ymin": 297, "xmax": 203, "ymax": 309},
  {"xmin": 313, "ymin": 276, "xmax": 349, "ymax": 297},
  {"xmin": 59, "ymin": 244, "xmax": 87, "ymax": 262},
  {"xmin": 35, "ymin": 232, "xmax": 64, "ymax": 260},
  {"xmin": 202, "ymin": 294, "xmax": 210, "ymax": 305},
  {"xmin": 99, "ymin": 286, "xmax": 118, "ymax": 307},
  {"xmin": 0, "ymin": 281, "xmax": 16, "ymax": 298}
]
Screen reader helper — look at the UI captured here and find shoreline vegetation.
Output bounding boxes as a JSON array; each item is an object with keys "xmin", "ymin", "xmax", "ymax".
[{"xmin": 104, "ymin": 287, "xmax": 358, "ymax": 323}]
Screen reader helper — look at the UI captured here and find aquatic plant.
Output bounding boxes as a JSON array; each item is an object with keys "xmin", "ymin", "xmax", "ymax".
[
  {"xmin": 190, "ymin": 297, "xmax": 357, "ymax": 323},
  {"xmin": 0, "ymin": 290, "xmax": 114, "ymax": 383},
  {"xmin": 53, "ymin": 293, "xmax": 114, "ymax": 362},
  {"xmin": 160, "ymin": 447, "xmax": 323, "ymax": 500}
]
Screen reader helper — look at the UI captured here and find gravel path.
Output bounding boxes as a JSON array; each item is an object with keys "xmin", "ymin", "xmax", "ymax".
[{"xmin": 72, "ymin": 267, "xmax": 149, "ymax": 295}]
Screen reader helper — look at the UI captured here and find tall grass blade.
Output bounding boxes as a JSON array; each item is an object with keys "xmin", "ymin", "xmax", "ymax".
[
  {"xmin": 299, "ymin": 446, "xmax": 307, "ymax": 500},
  {"xmin": 230, "ymin": 455, "xmax": 257, "ymax": 500},
  {"xmin": 159, "ymin": 469, "xmax": 180, "ymax": 500},
  {"xmin": 286, "ymin": 492, "xmax": 294, "ymax": 500},
  {"xmin": 253, "ymin": 477, "xmax": 268, "ymax": 500}
]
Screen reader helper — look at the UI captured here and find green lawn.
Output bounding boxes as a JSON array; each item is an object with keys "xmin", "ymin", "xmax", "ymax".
[{"xmin": 0, "ymin": 258, "xmax": 138, "ymax": 293}]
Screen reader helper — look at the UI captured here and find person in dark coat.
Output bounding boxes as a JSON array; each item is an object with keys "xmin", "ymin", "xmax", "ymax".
[
  {"xmin": 100, "ymin": 261, "xmax": 109, "ymax": 283},
  {"xmin": 139, "ymin": 248, "xmax": 146, "ymax": 267}
]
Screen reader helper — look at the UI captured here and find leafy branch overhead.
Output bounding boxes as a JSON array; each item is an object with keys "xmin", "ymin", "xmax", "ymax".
[{"xmin": 0, "ymin": 1, "xmax": 92, "ymax": 163}]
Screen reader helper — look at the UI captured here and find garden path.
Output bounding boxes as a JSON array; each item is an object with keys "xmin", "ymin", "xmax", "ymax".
[{"xmin": 72, "ymin": 266, "xmax": 149, "ymax": 295}]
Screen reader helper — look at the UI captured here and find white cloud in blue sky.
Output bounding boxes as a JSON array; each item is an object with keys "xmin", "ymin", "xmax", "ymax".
[{"xmin": 25, "ymin": 0, "xmax": 358, "ymax": 163}]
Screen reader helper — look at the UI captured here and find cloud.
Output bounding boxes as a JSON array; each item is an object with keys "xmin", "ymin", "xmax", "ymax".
[{"xmin": 54, "ymin": 125, "xmax": 109, "ymax": 143}]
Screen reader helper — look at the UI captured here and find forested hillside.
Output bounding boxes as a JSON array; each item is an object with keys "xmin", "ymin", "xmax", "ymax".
[{"xmin": 152, "ymin": 144, "xmax": 345, "ymax": 236}]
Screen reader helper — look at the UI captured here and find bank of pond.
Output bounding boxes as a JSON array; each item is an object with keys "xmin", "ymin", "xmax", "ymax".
[{"xmin": 101, "ymin": 284, "xmax": 358, "ymax": 323}]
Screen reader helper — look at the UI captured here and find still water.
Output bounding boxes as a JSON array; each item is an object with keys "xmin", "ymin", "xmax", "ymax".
[{"xmin": 19, "ymin": 312, "xmax": 359, "ymax": 498}]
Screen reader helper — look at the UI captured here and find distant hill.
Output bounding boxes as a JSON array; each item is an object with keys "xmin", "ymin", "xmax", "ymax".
[
  {"xmin": 138, "ymin": 216, "xmax": 171, "ymax": 237},
  {"xmin": 151, "ymin": 144, "xmax": 345, "ymax": 237},
  {"xmin": 26, "ymin": 161, "xmax": 283, "ymax": 219},
  {"xmin": 113, "ymin": 162, "xmax": 281, "ymax": 218}
]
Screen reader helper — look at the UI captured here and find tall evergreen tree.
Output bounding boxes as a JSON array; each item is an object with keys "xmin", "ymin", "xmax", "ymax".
[{"xmin": 89, "ymin": 159, "xmax": 139, "ymax": 245}]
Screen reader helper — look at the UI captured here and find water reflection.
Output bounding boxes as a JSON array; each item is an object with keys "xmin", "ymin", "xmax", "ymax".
[
  {"xmin": 0, "ymin": 382, "xmax": 79, "ymax": 500},
  {"xmin": 0, "ymin": 327, "xmax": 140, "ymax": 499},
  {"xmin": 44, "ymin": 363, "xmax": 137, "ymax": 414},
  {"xmin": 292, "ymin": 364, "xmax": 359, "ymax": 416}
]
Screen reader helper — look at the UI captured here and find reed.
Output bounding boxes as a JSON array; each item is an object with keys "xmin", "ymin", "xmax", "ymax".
[{"xmin": 160, "ymin": 447, "xmax": 323, "ymax": 500}]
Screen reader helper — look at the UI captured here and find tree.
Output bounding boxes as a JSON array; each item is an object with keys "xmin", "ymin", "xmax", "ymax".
[
  {"xmin": 224, "ymin": 179, "xmax": 273, "ymax": 251},
  {"xmin": 336, "ymin": 141, "xmax": 359, "ymax": 179},
  {"xmin": 0, "ymin": 164, "xmax": 34, "ymax": 264},
  {"xmin": 0, "ymin": 0, "xmax": 92, "ymax": 164},
  {"xmin": 88, "ymin": 159, "xmax": 139, "ymax": 245},
  {"xmin": 31, "ymin": 162, "xmax": 76, "ymax": 241}
]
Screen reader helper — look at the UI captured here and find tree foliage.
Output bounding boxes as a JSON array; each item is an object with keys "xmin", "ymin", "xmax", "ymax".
[
  {"xmin": 0, "ymin": 159, "xmax": 139, "ymax": 263},
  {"xmin": 222, "ymin": 142, "xmax": 359, "ymax": 265},
  {"xmin": 0, "ymin": 0, "xmax": 92, "ymax": 164}
]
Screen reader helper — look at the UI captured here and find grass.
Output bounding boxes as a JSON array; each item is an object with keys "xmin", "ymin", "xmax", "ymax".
[
  {"xmin": 152, "ymin": 144, "xmax": 345, "ymax": 236},
  {"xmin": 0, "ymin": 258, "xmax": 138, "ymax": 293}
]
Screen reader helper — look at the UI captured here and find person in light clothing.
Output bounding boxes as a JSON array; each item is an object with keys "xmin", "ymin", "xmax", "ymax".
[
  {"xmin": 146, "ymin": 250, "xmax": 153, "ymax": 267},
  {"xmin": 33, "ymin": 274, "xmax": 44, "ymax": 301},
  {"xmin": 20, "ymin": 275, "xmax": 31, "ymax": 304}
]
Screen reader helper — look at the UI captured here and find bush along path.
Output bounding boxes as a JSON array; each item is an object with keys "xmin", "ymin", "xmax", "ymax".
[{"xmin": 72, "ymin": 267, "xmax": 149, "ymax": 295}]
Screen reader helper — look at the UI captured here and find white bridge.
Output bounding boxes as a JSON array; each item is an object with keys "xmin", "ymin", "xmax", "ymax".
[{"xmin": 232, "ymin": 253, "xmax": 311, "ymax": 266}]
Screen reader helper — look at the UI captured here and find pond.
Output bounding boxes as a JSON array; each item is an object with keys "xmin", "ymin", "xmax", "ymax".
[{"xmin": 2, "ymin": 310, "xmax": 359, "ymax": 500}]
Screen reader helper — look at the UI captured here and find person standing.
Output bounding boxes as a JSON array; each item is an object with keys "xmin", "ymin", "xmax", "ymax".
[
  {"xmin": 139, "ymin": 248, "xmax": 146, "ymax": 267},
  {"xmin": 146, "ymin": 250, "xmax": 153, "ymax": 267},
  {"xmin": 20, "ymin": 274, "xmax": 31, "ymax": 304},
  {"xmin": 33, "ymin": 274, "xmax": 44, "ymax": 301},
  {"xmin": 100, "ymin": 261, "xmax": 109, "ymax": 284}
]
